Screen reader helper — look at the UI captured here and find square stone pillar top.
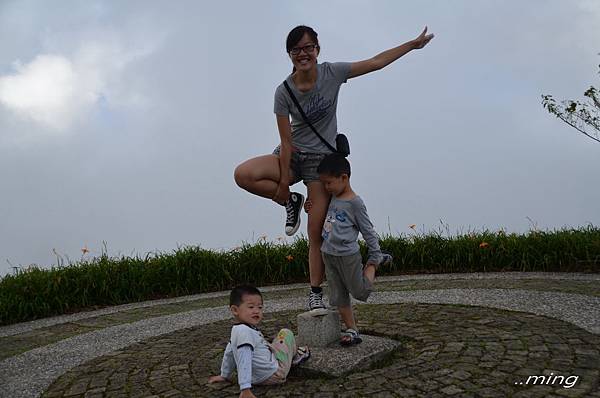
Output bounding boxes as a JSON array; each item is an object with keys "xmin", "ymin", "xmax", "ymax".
[{"xmin": 297, "ymin": 310, "xmax": 340, "ymax": 348}]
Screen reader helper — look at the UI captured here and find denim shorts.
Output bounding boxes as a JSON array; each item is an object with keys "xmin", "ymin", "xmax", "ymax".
[{"xmin": 273, "ymin": 146, "xmax": 326, "ymax": 186}]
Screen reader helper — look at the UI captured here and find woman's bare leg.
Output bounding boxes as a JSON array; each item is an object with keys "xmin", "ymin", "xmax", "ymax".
[
  {"xmin": 306, "ymin": 181, "xmax": 331, "ymax": 286},
  {"xmin": 234, "ymin": 155, "xmax": 287, "ymax": 199}
]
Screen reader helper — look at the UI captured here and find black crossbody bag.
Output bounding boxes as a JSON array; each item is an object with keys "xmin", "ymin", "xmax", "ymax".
[{"xmin": 283, "ymin": 80, "xmax": 350, "ymax": 157}]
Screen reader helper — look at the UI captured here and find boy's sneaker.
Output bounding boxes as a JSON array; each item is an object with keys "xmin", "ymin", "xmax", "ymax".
[
  {"xmin": 308, "ymin": 290, "xmax": 327, "ymax": 315},
  {"xmin": 284, "ymin": 192, "xmax": 305, "ymax": 236},
  {"xmin": 380, "ymin": 251, "xmax": 393, "ymax": 268},
  {"xmin": 340, "ymin": 328, "xmax": 362, "ymax": 346},
  {"xmin": 292, "ymin": 346, "xmax": 311, "ymax": 366}
]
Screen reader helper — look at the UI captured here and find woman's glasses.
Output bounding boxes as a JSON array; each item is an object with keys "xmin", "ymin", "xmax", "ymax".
[{"xmin": 289, "ymin": 44, "xmax": 318, "ymax": 55}]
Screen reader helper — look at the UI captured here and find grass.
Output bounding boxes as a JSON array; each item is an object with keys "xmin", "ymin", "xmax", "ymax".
[
  {"xmin": 1, "ymin": 226, "xmax": 599, "ymax": 326},
  {"xmin": 377, "ymin": 227, "xmax": 600, "ymax": 274}
]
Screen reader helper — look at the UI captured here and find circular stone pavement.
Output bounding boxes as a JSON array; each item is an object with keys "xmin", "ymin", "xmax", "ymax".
[
  {"xmin": 41, "ymin": 304, "xmax": 600, "ymax": 398},
  {"xmin": 1, "ymin": 272, "xmax": 599, "ymax": 398}
]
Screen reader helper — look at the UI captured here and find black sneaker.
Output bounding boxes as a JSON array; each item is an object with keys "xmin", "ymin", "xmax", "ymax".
[
  {"xmin": 308, "ymin": 290, "xmax": 327, "ymax": 315},
  {"xmin": 284, "ymin": 192, "xmax": 304, "ymax": 236}
]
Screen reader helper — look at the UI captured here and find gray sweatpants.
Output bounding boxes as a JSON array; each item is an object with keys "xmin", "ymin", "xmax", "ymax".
[{"xmin": 322, "ymin": 252, "xmax": 373, "ymax": 307}]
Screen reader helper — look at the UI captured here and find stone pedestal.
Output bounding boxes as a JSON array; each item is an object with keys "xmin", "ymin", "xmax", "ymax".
[
  {"xmin": 297, "ymin": 310, "xmax": 340, "ymax": 347},
  {"xmin": 295, "ymin": 335, "xmax": 402, "ymax": 378}
]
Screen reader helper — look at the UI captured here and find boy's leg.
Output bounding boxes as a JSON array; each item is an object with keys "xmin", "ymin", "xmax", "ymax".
[
  {"xmin": 323, "ymin": 253, "xmax": 360, "ymax": 344},
  {"xmin": 364, "ymin": 251, "xmax": 393, "ymax": 283},
  {"xmin": 322, "ymin": 252, "xmax": 351, "ymax": 309},
  {"xmin": 337, "ymin": 305, "xmax": 357, "ymax": 331},
  {"xmin": 363, "ymin": 263, "xmax": 376, "ymax": 284},
  {"xmin": 343, "ymin": 252, "xmax": 374, "ymax": 302}
]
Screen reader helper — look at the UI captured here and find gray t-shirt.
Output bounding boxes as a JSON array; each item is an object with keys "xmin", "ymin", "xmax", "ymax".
[
  {"xmin": 221, "ymin": 324, "xmax": 278, "ymax": 386},
  {"xmin": 321, "ymin": 195, "xmax": 383, "ymax": 264},
  {"xmin": 274, "ymin": 62, "xmax": 351, "ymax": 153}
]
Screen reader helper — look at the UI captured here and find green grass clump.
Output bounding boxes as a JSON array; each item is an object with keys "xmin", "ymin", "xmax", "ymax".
[
  {"xmin": 1, "ymin": 227, "xmax": 599, "ymax": 325},
  {"xmin": 0, "ymin": 239, "xmax": 309, "ymax": 326},
  {"xmin": 375, "ymin": 225, "xmax": 600, "ymax": 274}
]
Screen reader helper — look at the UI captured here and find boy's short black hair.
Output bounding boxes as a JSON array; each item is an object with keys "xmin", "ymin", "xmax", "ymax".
[
  {"xmin": 230, "ymin": 285, "xmax": 263, "ymax": 306},
  {"xmin": 317, "ymin": 153, "xmax": 351, "ymax": 177}
]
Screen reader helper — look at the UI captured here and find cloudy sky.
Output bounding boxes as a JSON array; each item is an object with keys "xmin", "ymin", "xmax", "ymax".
[{"xmin": 1, "ymin": 0, "xmax": 599, "ymax": 276}]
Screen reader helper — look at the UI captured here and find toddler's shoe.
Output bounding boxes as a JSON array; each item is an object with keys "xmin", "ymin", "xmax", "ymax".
[{"xmin": 292, "ymin": 346, "xmax": 311, "ymax": 366}]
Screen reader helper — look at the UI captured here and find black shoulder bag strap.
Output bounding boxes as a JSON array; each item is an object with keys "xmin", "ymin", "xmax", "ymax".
[{"xmin": 283, "ymin": 80, "xmax": 338, "ymax": 153}]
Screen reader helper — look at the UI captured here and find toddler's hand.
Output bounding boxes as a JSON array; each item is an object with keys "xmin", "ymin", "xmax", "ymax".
[
  {"xmin": 304, "ymin": 198, "xmax": 313, "ymax": 214},
  {"xmin": 240, "ymin": 389, "xmax": 256, "ymax": 398},
  {"xmin": 208, "ymin": 375, "xmax": 228, "ymax": 384}
]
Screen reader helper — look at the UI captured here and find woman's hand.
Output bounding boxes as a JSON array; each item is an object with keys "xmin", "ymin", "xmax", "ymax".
[
  {"xmin": 412, "ymin": 26, "xmax": 434, "ymax": 49},
  {"xmin": 349, "ymin": 26, "xmax": 435, "ymax": 79},
  {"xmin": 304, "ymin": 198, "xmax": 313, "ymax": 214},
  {"xmin": 208, "ymin": 375, "xmax": 228, "ymax": 384},
  {"xmin": 272, "ymin": 183, "xmax": 290, "ymax": 205}
]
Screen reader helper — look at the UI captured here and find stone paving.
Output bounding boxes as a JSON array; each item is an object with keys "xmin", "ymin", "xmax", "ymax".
[{"xmin": 1, "ymin": 272, "xmax": 599, "ymax": 397}]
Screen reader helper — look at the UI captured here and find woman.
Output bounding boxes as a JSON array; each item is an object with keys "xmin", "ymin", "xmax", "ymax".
[{"xmin": 234, "ymin": 25, "xmax": 434, "ymax": 312}]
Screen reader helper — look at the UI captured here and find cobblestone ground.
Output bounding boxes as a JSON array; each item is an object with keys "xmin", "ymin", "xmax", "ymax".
[
  {"xmin": 41, "ymin": 304, "xmax": 600, "ymax": 398},
  {"xmin": 2, "ymin": 274, "xmax": 599, "ymax": 398}
]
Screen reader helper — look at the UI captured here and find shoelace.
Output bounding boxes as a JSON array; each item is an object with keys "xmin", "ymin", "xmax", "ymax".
[
  {"xmin": 309, "ymin": 292, "xmax": 324, "ymax": 308},
  {"xmin": 285, "ymin": 200, "xmax": 295, "ymax": 223}
]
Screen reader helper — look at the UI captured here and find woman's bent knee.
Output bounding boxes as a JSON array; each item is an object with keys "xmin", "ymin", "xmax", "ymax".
[{"xmin": 233, "ymin": 164, "xmax": 250, "ymax": 189}]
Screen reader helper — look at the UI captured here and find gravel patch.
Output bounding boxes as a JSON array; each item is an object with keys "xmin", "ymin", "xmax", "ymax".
[
  {"xmin": 370, "ymin": 289, "xmax": 600, "ymax": 334},
  {"xmin": 2, "ymin": 272, "xmax": 597, "ymax": 337},
  {"xmin": 0, "ymin": 283, "xmax": 308, "ymax": 338}
]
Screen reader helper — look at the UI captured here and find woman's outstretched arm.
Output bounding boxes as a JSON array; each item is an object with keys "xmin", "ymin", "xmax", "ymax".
[{"xmin": 348, "ymin": 26, "xmax": 434, "ymax": 79}]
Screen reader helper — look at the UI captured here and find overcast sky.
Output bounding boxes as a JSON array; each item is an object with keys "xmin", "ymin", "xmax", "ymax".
[{"xmin": 1, "ymin": 0, "xmax": 599, "ymax": 276}]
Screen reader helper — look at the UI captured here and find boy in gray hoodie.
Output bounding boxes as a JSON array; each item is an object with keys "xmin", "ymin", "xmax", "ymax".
[{"xmin": 305, "ymin": 154, "xmax": 392, "ymax": 345}]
